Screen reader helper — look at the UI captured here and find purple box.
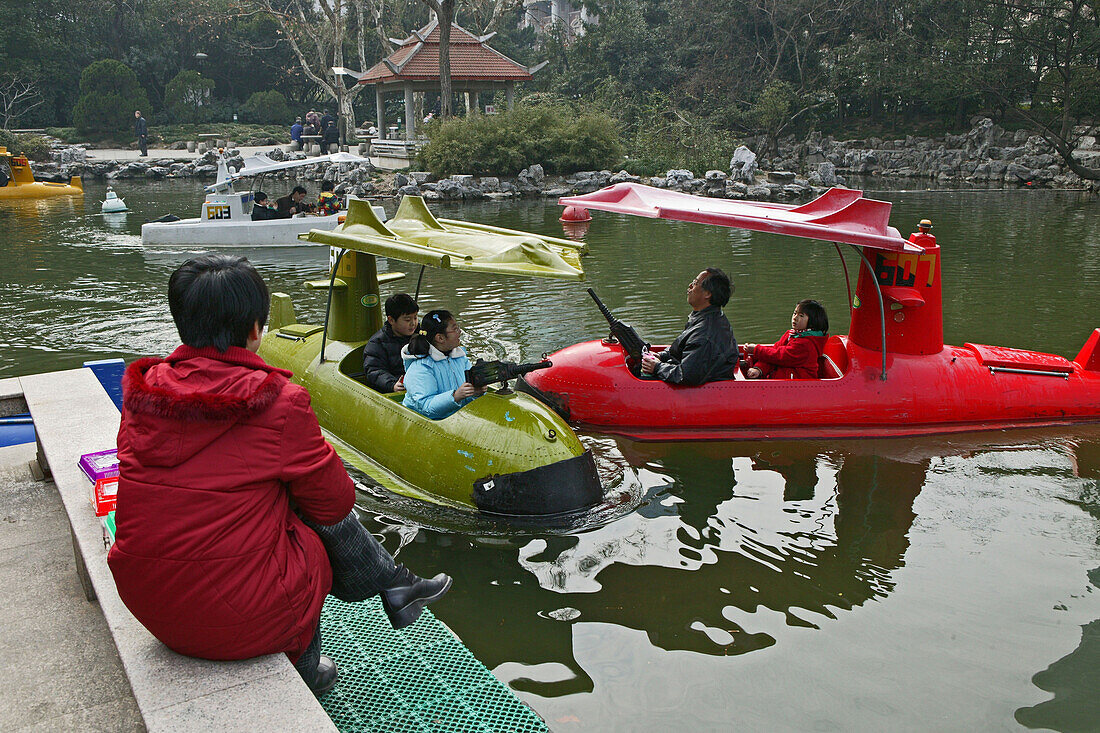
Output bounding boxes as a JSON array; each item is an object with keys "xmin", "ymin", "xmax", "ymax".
[{"xmin": 79, "ymin": 448, "xmax": 119, "ymax": 483}]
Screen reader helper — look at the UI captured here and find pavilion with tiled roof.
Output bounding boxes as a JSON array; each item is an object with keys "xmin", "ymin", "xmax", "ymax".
[{"xmin": 359, "ymin": 19, "xmax": 545, "ymax": 142}]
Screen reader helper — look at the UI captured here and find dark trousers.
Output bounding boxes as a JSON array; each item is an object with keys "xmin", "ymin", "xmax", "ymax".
[
  {"xmin": 138, "ymin": 135, "xmax": 147, "ymax": 156},
  {"xmin": 292, "ymin": 510, "xmax": 397, "ymax": 679}
]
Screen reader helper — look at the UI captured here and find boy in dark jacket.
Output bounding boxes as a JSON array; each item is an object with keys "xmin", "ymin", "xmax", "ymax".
[
  {"xmin": 362, "ymin": 293, "xmax": 419, "ymax": 392},
  {"xmin": 107, "ymin": 255, "xmax": 450, "ymax": 696}
]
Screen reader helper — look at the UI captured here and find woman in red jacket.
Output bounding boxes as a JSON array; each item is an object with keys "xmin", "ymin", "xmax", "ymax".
[
  {"xmin": 743, "ymin": 299, "xmax": 829, "ymax": 379},
  {"xmin": 107, "ymin": 254, "xmax": 450, "ymax": 695}
]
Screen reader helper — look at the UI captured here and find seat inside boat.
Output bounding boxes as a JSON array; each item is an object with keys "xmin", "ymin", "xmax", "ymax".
[
  {"xmin": 819, "ymin": 336, "xmax": 849, "ymax": 379},
  {"xmin": 339, "ymin": 345, "xmax": 370, "ymax": 383},
  {"xmin": 338, "ymin": 345, "xmax": 410, "ymax": 401}
]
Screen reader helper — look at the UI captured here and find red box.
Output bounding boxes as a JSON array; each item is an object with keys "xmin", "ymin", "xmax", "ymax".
[{"xmin": 93, "ymin": 476, "xmax": 118, "ymax": 517}]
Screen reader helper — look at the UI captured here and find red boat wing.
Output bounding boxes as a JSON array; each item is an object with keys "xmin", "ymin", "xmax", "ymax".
[
  {"xmin": 964, "ymin": 343, "xmax": 1075, "ymax": 373},
  {"xmin": 559, "ymin": 183, "xmax": 922, "ymax": 253}
]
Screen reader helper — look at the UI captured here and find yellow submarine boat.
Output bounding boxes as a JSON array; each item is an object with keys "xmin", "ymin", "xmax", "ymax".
[{"xmin": 0, "ymin": 146, "xmax": 82, "ymax": 199}]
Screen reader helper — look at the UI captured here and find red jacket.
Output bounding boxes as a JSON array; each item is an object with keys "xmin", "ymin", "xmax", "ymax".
[
  {"xmin": 106, "ymin": 345, "xmax": 354, "ymax": 662},
  {"xmin": 752, "ymin": 329, "xmax": 827, "ymax": 379}
]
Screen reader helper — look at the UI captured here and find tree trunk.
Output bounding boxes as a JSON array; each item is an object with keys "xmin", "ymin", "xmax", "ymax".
[{"xmin": 438, "ymin": 0, "xmax": 455, "ymax": 119}]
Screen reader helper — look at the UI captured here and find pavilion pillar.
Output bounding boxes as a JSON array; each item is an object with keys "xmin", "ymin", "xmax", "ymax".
[
  {"xmin": 404, "ymin": 85, "xmax": 416, "ymax": 140},
  {"xmin": 472, "ymin": 90, "xmax": 480, "ymax": 114},
  {"xmin": 375, "ymin": 88, "xmax": 385, "ymax": 137},
  {"xmin": 506, "ymin": 82, "xmax": 515, "ymax": 110}
]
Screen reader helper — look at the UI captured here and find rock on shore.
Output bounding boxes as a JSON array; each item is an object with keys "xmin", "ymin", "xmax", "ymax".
[{"xmin": 34, "ymin": 115, "xmax": 1097, "ymax": 210}]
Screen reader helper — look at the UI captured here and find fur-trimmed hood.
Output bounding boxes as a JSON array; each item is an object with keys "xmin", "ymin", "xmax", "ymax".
[{"xmin": 122, "ymin": 345, "xmax": 292, "ymax": 467}]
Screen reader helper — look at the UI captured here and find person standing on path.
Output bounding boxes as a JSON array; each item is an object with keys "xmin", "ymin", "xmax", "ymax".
[{"xmin": 134, "ymin": 110, "xmax": 148, "ymax": 157}]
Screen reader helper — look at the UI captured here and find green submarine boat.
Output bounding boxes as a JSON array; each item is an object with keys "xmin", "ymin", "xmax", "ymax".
[{"xmin": 258, "ymin": 196, "xmax": 603, "ymax": 516}]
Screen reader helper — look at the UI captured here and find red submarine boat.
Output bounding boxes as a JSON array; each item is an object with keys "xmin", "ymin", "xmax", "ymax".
[{"xmin": 520, "ymin": 183, "xmax": 1100, "ymax": 440}]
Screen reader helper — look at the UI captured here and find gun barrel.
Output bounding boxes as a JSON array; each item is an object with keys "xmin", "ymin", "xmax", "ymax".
[
  {"xmin": 587, "ymin": 288, "xmax": 615, "ymax": 324},
  {"xmin": 510, "ymin": 359, "xmax": 552, "ymax": 378}
]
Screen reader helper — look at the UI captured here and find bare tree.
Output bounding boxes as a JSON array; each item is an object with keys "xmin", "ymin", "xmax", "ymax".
[
  {"xmin": 415, "ymin": 0, "xmax": 456, "ymax": 118},
  {"xmin": 248, "ymin": 0, "xmax": 376, "ymax": 142},
  {"xmin": 462, "ymin": 0, "xmax": 521, "ymax": 33},
  {"xmin": 0, "ymin": 73, "xmax": 44, "ymax": 130},
  {"xmin": 978, "ymin": 0, "xmax": 1100, "ymax": 180}
]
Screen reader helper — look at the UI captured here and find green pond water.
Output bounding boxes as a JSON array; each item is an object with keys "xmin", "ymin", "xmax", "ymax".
[{"xmin": 2, "ymin": 180, "xmax": 1099, "ymax": 730}]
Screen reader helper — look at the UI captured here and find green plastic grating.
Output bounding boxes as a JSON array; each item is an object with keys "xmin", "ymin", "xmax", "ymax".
[{"xmin": 318, "ymin": 596, "xmax": 548, "ymax": 733}]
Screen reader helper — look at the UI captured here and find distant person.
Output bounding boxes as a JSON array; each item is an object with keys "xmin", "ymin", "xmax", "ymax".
[
  {"xmin": 306, "ymin": 109, "xmax": 320, "ymax": 131},
  {"xmin": 402, "ymin": 310, "xmax": 487, "ymax": 419},
  {"xmin": 290, "ymin": 117, "xmax": 304, "ymax": 149},
  {"xmin": 251, "ymin": 191, "xmax": 282, "ymax": 221},
  {"xmin": 363, "ymin": 293, "xmax": 419, "ymax": 393},
  {"xmin": 743, "ymin": 299, "xmax": 828, "ymax": 379},
  {"xmin": 366, "ymin": 124, "xmax": 378, "ymax": 137},
  {"xmin": 423, "ymin": 112, "xmax": 434, "ymax": 124},
  {"xmin": 640, "ymin": 268, "xmax": 739, "ymax": 385},
  {"xmin": 315, "ymin": 180, "xmax": 340, "ymax": 216},
  {"xmin": 320, "ymin": 109, "xmax": 335, "ymax": 135},
  {"xmin": 107, "ymin": 254, "xmax": 451, "ymax": 695},
  {"xmin": 276, "ymin": 185, "xmax": 312, "ymax": 216},
  {"xmin": 322, "ymin": 120, "xmax": 339, "ymax": 152},
  {"xmin": 134, "ymin": 110, "xmax": 148, "ymax": 157}
]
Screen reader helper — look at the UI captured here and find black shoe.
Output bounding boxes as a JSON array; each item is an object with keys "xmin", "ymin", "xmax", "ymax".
[
  {"xmin": 381, "ymin": 563, "xmax": 452, "ymax": 629},
  {"xmin": 307, "ymin": 655, "xmax": 338, "ymax": 696}
]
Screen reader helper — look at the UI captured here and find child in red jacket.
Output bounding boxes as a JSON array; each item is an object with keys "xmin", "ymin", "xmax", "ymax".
[{"xmin": 743, "ymin": 299, "xmax": 828, "ymax": 379}]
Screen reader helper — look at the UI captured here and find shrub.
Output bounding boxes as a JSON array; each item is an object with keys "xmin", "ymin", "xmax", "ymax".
[
  {"xmin": 622, "ymin": 93, "xmax": 742, "ymax": 176},
  {"xmin": 0, "ymin": 130, "xmax": 52, "ymax": 160},
  {"xmin": 71, "ymin": 60, "xmax": 150, "ymax": 134},
  {"xmin": 16, "ymin": 134, "xmax": 51, "ymax": 160},
  {"xmin": 419, "ymin": 106, "xmax": 623, "ymax": 176},
  {"xmin": 240, "ymin": 91, "xmax": 293, "ymax": 125},
  {"xmin": 165, "ymin": 70, "xmax": 216, "ymax": 124}
]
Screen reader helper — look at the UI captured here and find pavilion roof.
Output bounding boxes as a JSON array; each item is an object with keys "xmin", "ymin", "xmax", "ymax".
[{"xmin": 359, "ymin": 20, "xmax": 534, "ymax": 84}]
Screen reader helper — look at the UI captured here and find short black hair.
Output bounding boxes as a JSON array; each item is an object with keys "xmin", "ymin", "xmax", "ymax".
[
  {"xmin": 321, "ymin": 180, "xmax": 334, "ymax": 192},
  {"xmin": 385, "ymin": 293, "xmax": 418, "ymax": 319},
  {"xmin": 408, "ymin": 309, "xmax": 453, "ymax": 355},
  {"xmin": 292, "ymin": 185, "xmax": 307, "ymax": 195},
  {"xmin": 797, "ymin": 299, "xmax": 829, "ymax": 332},
  {"xmin": 168, "ymin": 255, "xmax": 269, "ymax": 351},
  {"xmin": 254, "ymin": 191, "xmax": 268, "ymax": 203},
  {"xmin": 701, "ymin": 267, "xmax": 731, "ymax": 308}
]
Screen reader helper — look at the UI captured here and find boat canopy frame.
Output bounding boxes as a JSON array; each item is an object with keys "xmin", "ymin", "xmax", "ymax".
[
  {"xmin": 302, "ymin": 196, "xmax": 590, "ymax": 362},
  {"xmin": 559, "ymin": 183, "xmax": 915, "ymax": 380},
  {"xmin": 206, "ymin": 151, "xmax": 372, "ymax": 194}
]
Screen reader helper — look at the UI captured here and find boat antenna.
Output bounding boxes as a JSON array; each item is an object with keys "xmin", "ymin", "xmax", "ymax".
[
  {"xmin": 844, "ymin": 245, "xmax": 888, "ymax": 383},
  {"xmin": 414, "ymin": 264, "xmax": 426, "ymax": 301},
  {"xmin": 319, "ymin": 248, "xmax": 348, "ymax": 363}
]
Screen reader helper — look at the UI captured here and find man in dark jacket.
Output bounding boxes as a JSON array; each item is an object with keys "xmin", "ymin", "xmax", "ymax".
[
  {"xmin": 640, "ymin": 267, "xmax": 739, "ymax": 385},
  {"xmin": 107, "ymin": 255, "xmax": 450, "ymax": 696},
  {"xmin": 363, "ymin": 293, "xmax": 418, "ymax": 392},
  {"xmin": 134, "ymin": 110, "xmax": 148, "ymax": 156},
  {"xmin": 276, "ymin": 185, "xmax": 312, "ymax": 216}
]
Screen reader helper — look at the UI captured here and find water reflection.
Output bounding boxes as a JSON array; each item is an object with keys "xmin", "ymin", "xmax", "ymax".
[
  {"xmin": 1015, "ymin": 430, "xmax": 1100, "ymax": 730},
  {"xmin": 514, "ymin": 440, "xmax": 924, "ymax": 658}
]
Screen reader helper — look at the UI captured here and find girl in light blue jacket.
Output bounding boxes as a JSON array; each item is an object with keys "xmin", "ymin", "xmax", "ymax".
[{"xmin": 401, "ymin": 310, "xmax": 486, "ymax": 419}]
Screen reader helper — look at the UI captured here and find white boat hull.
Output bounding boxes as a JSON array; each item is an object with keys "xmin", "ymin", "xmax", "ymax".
[{"xmin": 141, "ymin": 214, "xmax": 343, "ymax": 248}]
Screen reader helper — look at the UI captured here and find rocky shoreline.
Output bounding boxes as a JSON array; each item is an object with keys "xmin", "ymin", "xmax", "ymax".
[{"xmin": 32, "ymin": 117, "xmax": 1099, "ymax": 205}]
